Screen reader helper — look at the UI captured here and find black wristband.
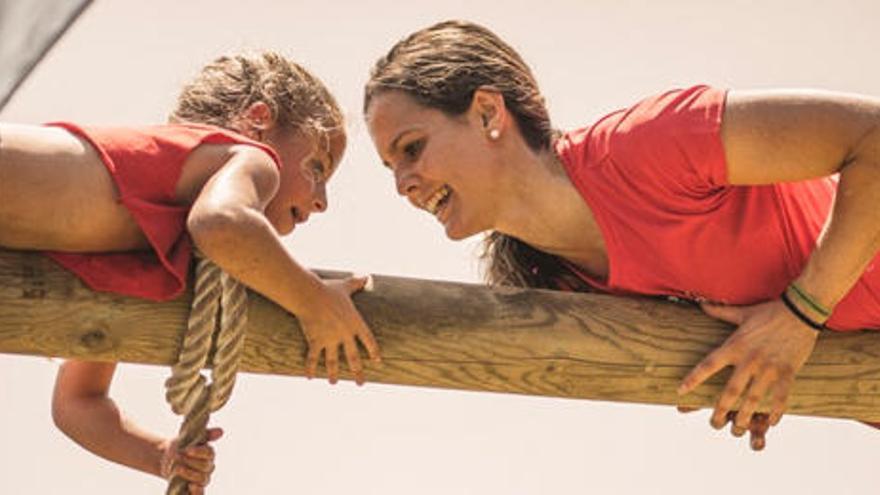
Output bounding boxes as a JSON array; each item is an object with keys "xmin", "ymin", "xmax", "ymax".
[{"xmin": 780, "ymin": 291, "xmax": 826, "ymax": 332}]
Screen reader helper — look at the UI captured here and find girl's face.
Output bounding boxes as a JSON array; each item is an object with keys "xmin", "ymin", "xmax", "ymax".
[
  {"xmin": 366, "ymin": 90, "xmax": 502, "ymax": 240},
  {"xmin": 263, "ymin": 128, "xmax": 346, "ymax": 235}
]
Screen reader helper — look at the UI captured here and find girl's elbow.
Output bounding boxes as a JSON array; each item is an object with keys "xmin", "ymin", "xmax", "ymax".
[
  {"xmin": 187, "ymin": 208, "xmax": 243, "ymax": 253},
  {"xmin": 51, "ymin": 392, "xmax": 75, "ymax": 433}
]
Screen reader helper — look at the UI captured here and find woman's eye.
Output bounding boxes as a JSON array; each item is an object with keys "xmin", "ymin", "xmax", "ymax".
[{"xmin": 403, "ymin": 139, "xmax": 424, "ymax": 160}]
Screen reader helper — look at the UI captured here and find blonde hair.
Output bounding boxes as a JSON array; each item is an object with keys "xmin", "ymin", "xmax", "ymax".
[{"xmin": 171, "ymin": 51, "xmax": 343, "ymax": 145}]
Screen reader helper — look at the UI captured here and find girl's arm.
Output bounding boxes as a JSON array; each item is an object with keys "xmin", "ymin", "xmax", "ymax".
[
  {"xmin": 52, "ymin": 360, "xmax": 220, "ymax": 492},
  {"xmin": 187, "ymin": 146, "xmax": 380, "ymax": 384},
  {"xmin": 679, "ymin": 89, "xmax": 880, "ymax": 436}
]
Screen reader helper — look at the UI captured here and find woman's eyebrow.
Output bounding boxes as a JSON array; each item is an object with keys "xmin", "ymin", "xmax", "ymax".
[{"xmin": 386, "ymin": 130, "xmax": 411, "ymax": 156}]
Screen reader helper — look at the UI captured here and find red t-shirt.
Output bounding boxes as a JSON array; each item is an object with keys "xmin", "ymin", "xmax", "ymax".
[
  {"xmin": 45, "ymin": 123, "xmax": 281, "ymax": 301},
  {"xmin": 556, "ymin": 85, "xmax": 880, "ymax": 331}
]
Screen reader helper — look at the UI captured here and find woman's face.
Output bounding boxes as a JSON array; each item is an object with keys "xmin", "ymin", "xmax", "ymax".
[{"xmin": 366, "ymin": 90, "xmax": 502, "ymax": 240}]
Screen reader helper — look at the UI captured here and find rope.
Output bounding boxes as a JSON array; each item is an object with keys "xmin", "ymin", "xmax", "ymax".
[{"xmin": 164, "ymin": 256, "xmax": 248, "ymax": 494}]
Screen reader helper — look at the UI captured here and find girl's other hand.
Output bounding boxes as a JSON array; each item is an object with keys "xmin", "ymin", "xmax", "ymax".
[{"xmin": 159, "ymin": 427, "xmax": 223, "ymax": 494}]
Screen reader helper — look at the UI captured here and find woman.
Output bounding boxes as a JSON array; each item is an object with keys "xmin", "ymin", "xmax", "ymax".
[{"xmin": 363, "ymin": 20, "xmax": 880, "ymax": 450}]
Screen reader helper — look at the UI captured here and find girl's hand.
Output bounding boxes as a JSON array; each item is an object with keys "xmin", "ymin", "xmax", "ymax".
[
  {"xmin": 159, "ymin": 427, "xmax": 223, "ymax": 494},
  {"xmin": 678, "ymin": 300, "xmax": 819, "ymax": 438},
  {"xmin": 299, "ymin": 276, "xmax": 381, "ymax": 385}
]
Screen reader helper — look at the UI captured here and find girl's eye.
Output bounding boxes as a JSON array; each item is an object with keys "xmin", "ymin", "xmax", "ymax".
[
  {"xmin": 310, "ymin": 160, "xmax": 326, "ymax": 181},
  {"xmin": 403, "ymin": 139, "xmax": 424, "ymax": 160}
]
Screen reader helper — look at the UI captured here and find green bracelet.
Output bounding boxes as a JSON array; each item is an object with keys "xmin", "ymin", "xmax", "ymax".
[{"xmin": 787, "ymin": 282, "xmax": 832, "ymax": 318}]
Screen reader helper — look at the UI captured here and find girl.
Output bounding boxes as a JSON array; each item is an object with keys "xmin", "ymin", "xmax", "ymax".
[
  {"xmin": 0, "ymin": 51, "xmax": 379, "ymax": 492},
  {"xmin": 364, "ymin": 20, "xmax": 880, "ymax": 451}
]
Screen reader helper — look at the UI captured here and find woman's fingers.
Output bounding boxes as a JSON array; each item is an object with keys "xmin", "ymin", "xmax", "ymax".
[
  {"xmin": 700, "ymin": 302, "xmax": 747, "ymax": 325},
  {"xmin": 749, "ymin": 414, "xmax": 770, "ymax": 451},
  {"xmin": 710, "ymin": 365, "xmax": 753, "ymax": 429},
  {"xmin": 679, "ymin": 346, "xmax": 731, "ymax": 396},
  {"xmin": 768, "ymin": 375, "xmax": 793, "ymax": 425},
  {"xmin": 734, "ymin": 370, "xmax": 774, "ymax": 431}
]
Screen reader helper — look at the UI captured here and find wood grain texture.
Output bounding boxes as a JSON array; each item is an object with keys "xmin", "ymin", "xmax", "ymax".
[{"xmin": 1, "ymin": 249, "xmax": 878, "ymax": 421}]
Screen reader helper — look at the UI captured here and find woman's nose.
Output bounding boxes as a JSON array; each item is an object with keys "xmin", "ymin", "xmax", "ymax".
[{"xmin": 395, "ymin": 170, "xmax": 418, "ymax": 198}]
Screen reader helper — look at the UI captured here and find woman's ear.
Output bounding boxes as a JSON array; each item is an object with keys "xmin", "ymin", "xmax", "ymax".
[{"xmin": 470, "ymin": 87, "xmax": 507, "ymax": 140}]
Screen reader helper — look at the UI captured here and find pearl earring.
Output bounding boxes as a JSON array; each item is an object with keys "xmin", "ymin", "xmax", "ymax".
[{"xmin": 489, "ymin": 129, "xmax": 500, "ymax": 140}]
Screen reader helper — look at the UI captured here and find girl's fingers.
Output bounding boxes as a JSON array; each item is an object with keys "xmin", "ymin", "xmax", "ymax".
[
  {"xmin": 183, "ymin": 444, "xmax": 215, "ymax": 461},
  {"xmin": 358, "ymin": 328, "xmax": 382, "ymax": 363},
  {"xmin": 344, "ymin": 276, "xmax": 370, "ymax": 294},
  {"xmin": 343, "ymin": 338, "xmax": 364, "ymax": 385},
  {"xmin": 305, "ymin": 347, "xmax": 320, "ymax": 379},
  {"xmin": 173, "ymin": 463, "xmax": 211, "ymax": 485},
  {"xmin": 326, "ymin": 344, "xmax": 340, "ymax": 384},
  {"xmin": 204, "ymin": 427, "xmax": 224, "ymax": 443}
]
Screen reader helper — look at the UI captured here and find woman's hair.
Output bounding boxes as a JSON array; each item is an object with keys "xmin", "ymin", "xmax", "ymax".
[
  {"xmin": 171, "ymin": 51, "xmax": 343, "ymax": 146},
  {"xmin": 365, "ymin": 20, "xmax": 584, "ymax": 290}
]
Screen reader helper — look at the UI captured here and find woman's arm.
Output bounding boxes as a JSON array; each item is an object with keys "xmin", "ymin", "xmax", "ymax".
[
  {"xmin": 679, "ymin": 89, "xmax": 880, "ymax": 438},
  {"xmin": 187, "ymin": 146, "xmax": 380, "ymax": 384},
  {"xmin": 52, "ymin": 360, "xmax": 221, "ymax": 491},
  {"xmin": 723, "ymin": 89, "xmax": 880, "ymax": 309}
]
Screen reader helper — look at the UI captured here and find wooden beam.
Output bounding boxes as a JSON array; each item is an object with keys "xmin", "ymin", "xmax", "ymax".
[{"xmin": 0, "ymin": 249, "xmax": 878, "ymax": 421}]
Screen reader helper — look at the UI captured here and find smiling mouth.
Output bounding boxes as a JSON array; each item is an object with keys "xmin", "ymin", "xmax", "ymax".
[{"xmin": 422, "ymin": 184, "xmax": 452, "ymax": 217}]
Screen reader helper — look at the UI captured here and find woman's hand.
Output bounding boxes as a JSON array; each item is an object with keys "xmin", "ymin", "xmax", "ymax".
[
  {"xmin": 298, "ymin": 275, "xmax": 381, "ymax": 385},
  {"xmin": 678, "ymin": 300, "xmax": 819, "ymax": 439},
  {"xmin": 677, "ymin": 406, "xmax": 771, "ymax": 450},
  {"xmin": 159, "ymin": 427, "xmax": 223, "ymax": 494}
]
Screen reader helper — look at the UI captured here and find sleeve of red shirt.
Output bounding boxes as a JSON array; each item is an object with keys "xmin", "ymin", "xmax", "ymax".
[{"xmin": 605, "ymin": 85, "xmax": 730, "ymax": 199}]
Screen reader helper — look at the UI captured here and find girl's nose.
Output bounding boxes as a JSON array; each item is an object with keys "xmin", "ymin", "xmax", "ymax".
[{"xmin": 312, "ymin": 185, "xmax": 328, "ymax": 213}]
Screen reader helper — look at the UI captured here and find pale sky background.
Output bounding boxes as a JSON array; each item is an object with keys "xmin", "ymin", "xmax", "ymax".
[{"xmin": 1, "ymin": 1, "xmax": 879, "ymax": 494}]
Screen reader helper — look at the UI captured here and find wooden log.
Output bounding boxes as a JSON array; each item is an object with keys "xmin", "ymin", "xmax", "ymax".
[{"xmin": 0, "ymin": 249, "xmax": 878, "ymax": 421}]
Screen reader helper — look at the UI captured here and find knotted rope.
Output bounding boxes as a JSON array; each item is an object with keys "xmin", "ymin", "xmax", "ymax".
[{"xmin": 164, "ymin": 256, "xmax": 248, "ymax": 494}]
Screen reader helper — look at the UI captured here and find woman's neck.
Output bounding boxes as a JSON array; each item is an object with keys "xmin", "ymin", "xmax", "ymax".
[{"xmin": 492, "ymin": 144, "xmax": 609, "ymax": 280}]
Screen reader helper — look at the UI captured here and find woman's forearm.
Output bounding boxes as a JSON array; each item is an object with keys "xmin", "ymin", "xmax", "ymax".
[{"xmin": 796, "ymin": 148, "xmax": 880, "ymax": 314}]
